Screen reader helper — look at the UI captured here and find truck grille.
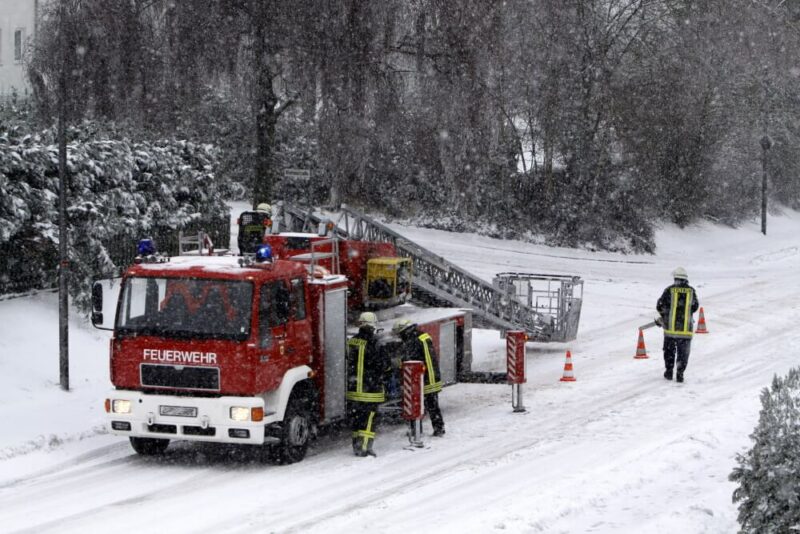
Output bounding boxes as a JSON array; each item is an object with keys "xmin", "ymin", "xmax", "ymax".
[
  {"xmin": 183, "ymin": 426, "xmax": 216, "ymax": 436},
  {"xmin": 147, "ymin": 423, "xmax": 177, "ymax": 434},
  {"xmin": 140, "ymin": 364, "xmax": 220, "ymax": 391}
]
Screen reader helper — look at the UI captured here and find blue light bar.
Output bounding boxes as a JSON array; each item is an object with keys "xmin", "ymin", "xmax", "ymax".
[
  {"xmin": 255, "ymin": 244, "xmax": 273, "ymax": 263},
  {"xmin": 137, "ymin": 238, "xmax": 156, "ymax": 256}
]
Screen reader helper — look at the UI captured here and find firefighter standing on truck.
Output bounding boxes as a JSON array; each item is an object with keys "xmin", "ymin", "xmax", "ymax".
[
  {"xmin": 393, "ymin": 319, "xmax": 445, "ymax": 437},
  {"xmin": 656, "ymin": 267, "xmax": 700, "ymax": 383},
  {"xmin": 347, "ymin": 312, "xmax": 390, "ymax": 457}
]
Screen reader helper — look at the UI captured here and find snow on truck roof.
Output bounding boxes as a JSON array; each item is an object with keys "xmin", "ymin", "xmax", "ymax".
[
  {"xmin": 347, "ymin": 305, "xmax": 468, "ymax": 337},
  {"xmin": 129, "ymin": 255, "xmax": 308, "ymax": 279},
  {"xmin": 271, "ymin": 232, "xmax": 321, "ymax": 238},
  {"xmin": 375, "ymin": 304, "xmax": 468, "ymax": 326},
  {"xmin": 139, "ymin": 255, "xmax": 245, "ymax": 270}
]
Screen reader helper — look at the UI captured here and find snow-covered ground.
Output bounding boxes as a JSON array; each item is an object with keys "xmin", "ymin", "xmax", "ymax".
[{"xmin": 2, "ymin": 207, "xmax": 800, "ymax": 533}]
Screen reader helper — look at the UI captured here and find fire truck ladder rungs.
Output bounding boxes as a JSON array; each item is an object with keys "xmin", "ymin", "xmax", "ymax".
[{"xmin": 271, "ymin": 201, "xmax": 555, "ymax": 341}]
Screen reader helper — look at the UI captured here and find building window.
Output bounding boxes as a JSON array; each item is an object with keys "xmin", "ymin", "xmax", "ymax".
[{"xmin": 14, "ymin": 29, "xmax": 24, "ymax": 62}]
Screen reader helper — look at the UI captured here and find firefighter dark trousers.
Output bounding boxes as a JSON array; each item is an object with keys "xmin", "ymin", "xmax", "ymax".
[
  {"xmin": 350, "ymin": 402, "xmax": 378, "ymax": 455},
  {"xmin": 663, "ymin": 337, "xmax": 691, "ymax": 374},
  {"xmin": 424, "ymin": 393, "xmax": 444, "ymax": 434}
]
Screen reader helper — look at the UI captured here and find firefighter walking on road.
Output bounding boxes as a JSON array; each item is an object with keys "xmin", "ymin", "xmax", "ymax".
[
  {"xmin": 393, "ymin": 319, "xmax": 446, "ymax": 437},
  {"xmin": 656, "ymin": 267, "xmax": 700, "ymax": 383},
  {"xmin": 347, "ymin": 312, "xmax": 390, "ymax": 457}
]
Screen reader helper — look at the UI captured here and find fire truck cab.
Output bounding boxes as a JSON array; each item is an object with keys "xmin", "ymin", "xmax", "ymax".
[{"xmin": 96, "ymin": 251, "xmax": 348, "ymax": 463}]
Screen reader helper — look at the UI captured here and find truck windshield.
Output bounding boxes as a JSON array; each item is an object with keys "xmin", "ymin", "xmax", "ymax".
[{"xmin": 116, "ymin": 277, "xmax": 253, "ymax": 341}]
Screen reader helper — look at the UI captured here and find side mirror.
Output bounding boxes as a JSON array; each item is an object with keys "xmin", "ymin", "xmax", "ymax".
[
  {"xmin": 91, "ymin": 282, "xmax": 104, "ymax": 327},
  {"xmin": 92, "ymin": 281, "xmax": 103, "ymax": 313},
  {"xmin": 91, "ymin": 278, "xmax": 121, "ymax": 331}
]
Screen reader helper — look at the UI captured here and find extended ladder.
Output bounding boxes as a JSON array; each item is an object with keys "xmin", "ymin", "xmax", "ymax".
[{"xmin": 270, "ymin": 201, "xmax": 582, "ymax": 341}]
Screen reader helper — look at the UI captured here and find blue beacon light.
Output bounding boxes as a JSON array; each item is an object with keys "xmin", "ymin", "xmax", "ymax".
[
  {"xmin": 255, "ymin": 244, "xmax": 273, "ymax": 263},
  {"xmin": 137, "ymin": 238, "xmax": 157, "ymax": 256}
]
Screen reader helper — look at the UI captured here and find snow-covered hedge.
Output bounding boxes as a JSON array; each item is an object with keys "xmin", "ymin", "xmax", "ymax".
[
  {"xmin": 730, "ymin": 368, "xmax": 800, "ymax": 533},
  {"xmin": 0, "ymin": 124, "xmax": 228, "ymax": 309}
]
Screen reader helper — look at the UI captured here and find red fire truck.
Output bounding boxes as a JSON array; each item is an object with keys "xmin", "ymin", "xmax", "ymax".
[{"xmin": 92, "ymin": 234, "xmax": 471, "ymax": 463}]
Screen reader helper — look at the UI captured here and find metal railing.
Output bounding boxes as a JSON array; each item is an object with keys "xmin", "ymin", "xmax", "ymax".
[{"xmin": 492, "ymin": 273, "xmax": 583, "ymax": 342}]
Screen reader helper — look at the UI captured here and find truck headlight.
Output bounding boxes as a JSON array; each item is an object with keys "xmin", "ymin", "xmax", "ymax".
[
  {"xmin": 112, "ymin": 399, "xmax": 132, "ymax": 414},
  {"xmin": 230, "ymin": 407, "xmax": 250, "ymax": 421}
]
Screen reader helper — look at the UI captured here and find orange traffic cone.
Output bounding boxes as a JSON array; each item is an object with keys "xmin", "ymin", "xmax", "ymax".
[
  {"xmin": 695, "ymin": 307, "xmax": 709, "ymax": 334},
  {"xmin": 634, "ymin": 329, "xmax": 649, "ymax": 359},
  {"xmin": 560, "ymin": 351, "xmax": 577, "ymax": 382}
]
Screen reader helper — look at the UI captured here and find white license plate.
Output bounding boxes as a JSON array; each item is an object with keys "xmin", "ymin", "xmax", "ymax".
[{"xmin": 159, "ymin": 405, "xmax": 198, "ymax": 417}]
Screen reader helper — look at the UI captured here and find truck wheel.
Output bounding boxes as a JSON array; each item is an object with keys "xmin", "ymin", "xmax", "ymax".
[
  {"xmin": 271, "ymin": 392, "xmax": 313, "ymax": 464},
  {"xmin": 129, "ymin": 437, "xmax": 170, "ymax": 456}
]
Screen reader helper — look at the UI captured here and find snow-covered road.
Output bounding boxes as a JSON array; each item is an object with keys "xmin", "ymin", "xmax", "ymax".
[{"xmin": 2, "ymin": 210, "xmax": 799, "ymax": 533}]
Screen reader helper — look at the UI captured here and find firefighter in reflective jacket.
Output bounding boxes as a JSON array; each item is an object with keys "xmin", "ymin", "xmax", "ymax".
[
  {"xmin": 656, "ymin": 267, "xmax": 700, "ymax": 383},
  {"xmin": 347, "ymin": 312, "xmax": 389, "ymax": 457},
  {"xmin": 393, "ymin": 319, "xmax": 445, "ymax": 436}
]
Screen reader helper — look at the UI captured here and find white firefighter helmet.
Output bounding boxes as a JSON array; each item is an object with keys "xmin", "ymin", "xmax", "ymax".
[
  {"xmin": 392, "ymin": 318, "xmax": 414, "ymax": 335},
  {"xmin": 358, "ymin": 311, "xmax": 378, "ymax": 328},
  {"xmin": 671, "ymin": 266, "xmax": 688, "ymax": 280},
  {"xmin": 256, "ymin": 203, "xmax": 272, "ymax": 214}
]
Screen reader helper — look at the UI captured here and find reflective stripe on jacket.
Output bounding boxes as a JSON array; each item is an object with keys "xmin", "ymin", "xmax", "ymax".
[
  {"xmin": 657, "ymin": 282, "xmax": 699, "ymax": 339},
  {"xmin": 346, "ymin": 335, "xmax": 386, "ymax": 403},
  {"xmin": 419, "ymin": 333, "xmax": 443, "ymax": 394}
]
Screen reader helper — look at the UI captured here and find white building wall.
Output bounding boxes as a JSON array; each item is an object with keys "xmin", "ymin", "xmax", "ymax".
[{"xmin": 0, "ymin": 0, "xmax": 37, "ymax": 98}]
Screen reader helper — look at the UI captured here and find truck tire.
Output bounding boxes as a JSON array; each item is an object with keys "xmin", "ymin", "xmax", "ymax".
[
  {"xmin": 270, "ymin": 390, "xmax": 313, "ymax": 464},
  {"xmin": 129, "ymin": 436, "xmax": 170, "ymax": 456}
]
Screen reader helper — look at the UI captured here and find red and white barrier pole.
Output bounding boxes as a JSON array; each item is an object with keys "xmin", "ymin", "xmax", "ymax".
[
  {"xmin": 506, "ymin": 330, "xmax": 527, "ymax": 413},
  {"xmin": 402, "ymin": 360, "xmax": 425, "ymax": 447}
]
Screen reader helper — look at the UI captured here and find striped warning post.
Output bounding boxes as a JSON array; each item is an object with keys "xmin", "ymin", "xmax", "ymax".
[
  {"xmin": 402, "ymin": 361, "xmax": 424, "ymax": 421},
  {"xmin": 506, "ymin": 331, "xmax": 527, "ymax": 412},
  {"xmin": 506, "ymin": 331, "xmax": 526, "ymax": 384}
]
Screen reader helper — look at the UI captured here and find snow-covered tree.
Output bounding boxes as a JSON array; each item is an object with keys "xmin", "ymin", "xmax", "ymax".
[
  {"xmin": 730, "ymin": 368, "xmax": 800, "ymax": 533},
  {"xmin": 23, "ymin": 0, "xmax": 800, "ymax": 253},
  {"xmin": 0, "ymin": 122, "xmax": 228, "ymax": 309}
]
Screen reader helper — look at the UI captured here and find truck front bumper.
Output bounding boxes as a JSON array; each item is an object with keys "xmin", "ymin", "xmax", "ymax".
[{"xmin": 105, "ymin": 391, "xmax": 276, "ymax": 445}]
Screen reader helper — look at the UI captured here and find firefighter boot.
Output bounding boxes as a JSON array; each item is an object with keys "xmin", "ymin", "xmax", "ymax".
[
  {"xmin": 433, "ymin": 427, "xmax": 445, "ymax": 437},
  {"xmin": 353, "ymin": 436, "xmax": 376, "ymax": 457},
  {"xmin": 676, "ymin": 371, "xmax": 684, "ymax": 383},
  {"xmin": 354, "ymin": 445, "xmax": 376, "ymax": 458},
  {"xmin": 664, "ymin": 369, "xmax": 673, "ymax": 381}
]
